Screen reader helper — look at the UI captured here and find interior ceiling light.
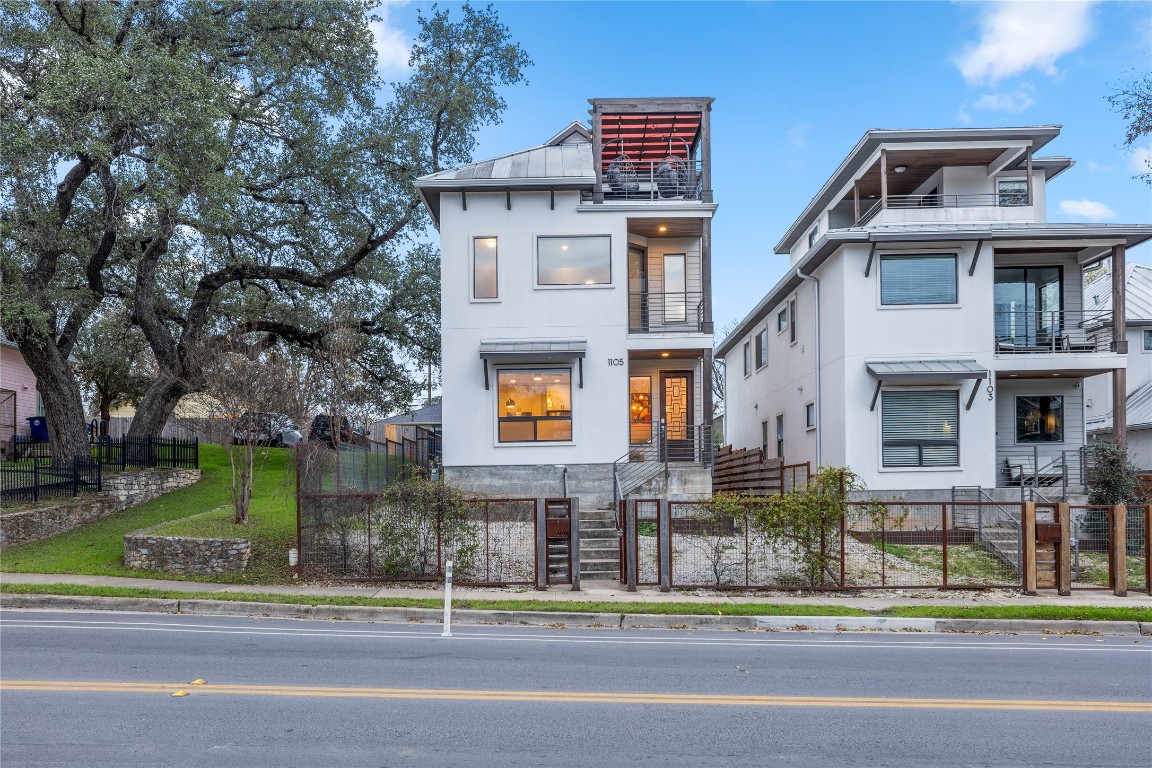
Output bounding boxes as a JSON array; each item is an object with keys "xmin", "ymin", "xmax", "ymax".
[
  {"xmin": 659, "ymin": 225, "xmax": 667, "ymax": 232},
  {"xmin": 894, "ymin": 165, "xmax": 907, "ymax": 173},
  {"xmin": 661, "ymin": 352, "xmax": 670, "ymax": 358}
]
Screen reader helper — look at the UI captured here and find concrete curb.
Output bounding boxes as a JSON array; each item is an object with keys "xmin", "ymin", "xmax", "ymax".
[{"xmin": 1, "ymin": 594, "xmax": 1148, "ymax": 637}]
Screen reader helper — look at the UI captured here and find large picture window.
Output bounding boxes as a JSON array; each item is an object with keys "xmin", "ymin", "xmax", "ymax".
[
  {"xmin": 881, "ymin": 390, "xmax": 959, "ymax": 468},
  {"xmin": 473, "ymin": 237, "xmax": 498, "ymax": 299},
  {"xmin": 537, "ymin": 235, "xmax": 611, "ymax": 286},
  {"xmin": 880, "ymin": 254, "xmax": 957, "ymax": 306},
  {"xmin": 498, "ymin": 369, "xmax": 572, "ymax": 443},
  {"xmin": 1016, "ymin": 395, "xmax": 1063, "ymax": 443}
]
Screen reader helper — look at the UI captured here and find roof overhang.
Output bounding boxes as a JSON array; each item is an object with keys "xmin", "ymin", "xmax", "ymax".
[
  {"xmin": 716, "ymin": 224, "xmax": 1152, "ymax": 359},
  {"xmin": 479, "ymin": 338, "xmax": 587, "ymax": 363},
  {"xmin": 866, "ymin": 359, "xmax": 989, "ymax": 381}
]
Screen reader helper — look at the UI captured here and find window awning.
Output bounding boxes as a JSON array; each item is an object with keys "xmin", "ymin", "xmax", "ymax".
[
  {"xmin": 866, "ymin": 359, "xmax": 988, "ymax": 412},
  {"xmin": 480, "ymin": 339, "xmax": 587, "ymax": 389}
]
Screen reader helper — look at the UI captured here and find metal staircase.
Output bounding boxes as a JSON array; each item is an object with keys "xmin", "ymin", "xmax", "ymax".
[{"xmin": 952, "ymin": 486, "xmax": 1022, "ymax": 575}]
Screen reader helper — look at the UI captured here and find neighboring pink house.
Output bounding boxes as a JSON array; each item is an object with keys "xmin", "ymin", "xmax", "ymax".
[{"xmin": 0, "ymin": 333, "xmax": 41, "ymax": 452}]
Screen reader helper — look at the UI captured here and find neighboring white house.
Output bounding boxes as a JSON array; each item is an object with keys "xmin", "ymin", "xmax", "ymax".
[
  {"xmin": 415, "ymin": 98, "xmax": 717, "ymax": 511},
  {"xmin": 1085, "ymin": 264, "xmax": 1152, "ymax": 468},
  {"xmin": 717, "ymin": 126, "xmax": 1152, "ymax": 498}
]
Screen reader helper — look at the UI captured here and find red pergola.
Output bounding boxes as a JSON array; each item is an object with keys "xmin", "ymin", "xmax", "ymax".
[{"xmin": 599, "ymin": 112, "xmax": 701, "ymax": 166}]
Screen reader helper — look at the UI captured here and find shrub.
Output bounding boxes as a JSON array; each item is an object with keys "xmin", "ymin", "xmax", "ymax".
[{"xmin": 373, "ymin": 478, "xmax": 480, "ymax": 580}]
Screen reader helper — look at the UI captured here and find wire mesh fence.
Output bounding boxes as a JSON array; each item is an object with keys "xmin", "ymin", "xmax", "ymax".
[
  {"xmin": 652, "ymin": 499, "xmax": 1023, "ymax": 590},
  {"xmin": 633, "ymin": 499, "xmax": 661, "ymax": 586},
  {"xmin": 296, "ymin": 444, "xmax": 535, "ymax": 584},
  {"xmin": 1128, "ymin": 505, "xmax": 1150, "ymax": 594},
  {"xmin": 1069, "ymin": 505, "xmax": 1114, "ymax": 590}
]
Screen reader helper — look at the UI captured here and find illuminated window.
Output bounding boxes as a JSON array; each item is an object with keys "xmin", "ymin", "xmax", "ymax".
[
  {"xmin": 473, "ymin": 237, "xmax": 498, "ymax": 299},
  {"xmin": 1016, "ymin": 395, "xmax": 1063, "ymax": 443},
  {"xmin": 537, "ymin": 236, "xmax": 611, "ymax": 286},
  {"xmin": 497, "ymin": 369, "xmax": 572, "ymax": 443},
  {"xmin": 629, "ymin": 376, "xmax": 652, "ymax": 444}
]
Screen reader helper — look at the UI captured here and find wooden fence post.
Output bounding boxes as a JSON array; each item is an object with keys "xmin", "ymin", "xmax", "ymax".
[
  {"xmin": 1056, "ymin": 502, "xmax": 1071, "ymax": 596},
  {"xmin": 1022, "ymin": 502, "xmax": 1037, "ymax": 595},
  {"xmin": 1111, "ymin": 504, "xmax": 1127, "ymax": 597}
]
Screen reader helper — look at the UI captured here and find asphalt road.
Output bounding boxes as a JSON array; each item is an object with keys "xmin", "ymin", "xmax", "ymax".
[{"xmin": 1, "ymin": 610, "xmax": 1150, "ymax": 767}]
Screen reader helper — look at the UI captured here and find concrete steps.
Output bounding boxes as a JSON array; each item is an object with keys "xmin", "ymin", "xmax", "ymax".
[{"xmin": 578, "ymin": 507, "xmax": 620, "ymax": 581}]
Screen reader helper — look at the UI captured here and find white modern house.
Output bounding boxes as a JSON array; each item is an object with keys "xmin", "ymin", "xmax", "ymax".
[
  {"xmin": 717, "ymin": 126, "xmax": 1152, "ymax": 498},
  {"xmin": 1085, "ymin": 264, "xmax": 1152, "ymax": 469},
  {"xmin": 415, "ymin": 98, "xmax": 717, "ymax": 517}
]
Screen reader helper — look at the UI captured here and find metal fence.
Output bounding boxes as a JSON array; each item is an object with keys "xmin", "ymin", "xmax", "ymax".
[
  {"xmin": 296, "ymin": 444, "xmax": 534, "ymax": 584},
  {"xmin": 623, "ymin": 499, "xmax": 1024, "ymax": 590},
  {"xmin": 0, "ymin": 436, "xmax": 198, "ymax": 503}
]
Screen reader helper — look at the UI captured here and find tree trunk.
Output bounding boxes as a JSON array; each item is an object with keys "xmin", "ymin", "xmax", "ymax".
[
  {"xmin": 127, "ymin": 373, "xmax": 189, "ymax": 437},
  {"xmin": 99, "ymin": 396, "xmax": 113, "ymax": 436},
  {"xmin": 14, "ymin": 339, "xmax": 91, "ymax": 464}
]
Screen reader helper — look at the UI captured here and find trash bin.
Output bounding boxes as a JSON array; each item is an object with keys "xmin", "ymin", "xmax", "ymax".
[{"xmin": 27, "ymin": 416, "xmax": 48, "ymax": 442}]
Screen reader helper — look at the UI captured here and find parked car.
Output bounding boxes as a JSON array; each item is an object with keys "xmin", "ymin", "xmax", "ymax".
[
  {"xmin": 308, "ymin": 414, "xmax": 364, "ymax": 447},
  {"xmin": 232, "ymin": 412, "xmax": 301, "ymax": 447}
]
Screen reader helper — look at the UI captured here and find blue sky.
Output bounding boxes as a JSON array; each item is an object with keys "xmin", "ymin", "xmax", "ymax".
[{"xmin": 376, "ymin": 1, "xmax": 1151, "ymax": 330}]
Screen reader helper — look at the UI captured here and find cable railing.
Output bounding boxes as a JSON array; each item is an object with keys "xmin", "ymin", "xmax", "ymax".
[
  {"xmin": 628, "ymin": 291, "xmax": 705, "ymax": 334},
  {"xmin": 602, "ymin": 157, "xmax": 704, "ymax": 201},
  {"xmin": 994, "ymin": 309, "xmax": 1114, "ymax": 354}
]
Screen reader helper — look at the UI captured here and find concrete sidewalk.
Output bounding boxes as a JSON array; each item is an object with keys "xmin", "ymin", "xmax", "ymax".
[{"xmin": 3, "ymin": 571, "xmax": 1151, "ymax": 610}]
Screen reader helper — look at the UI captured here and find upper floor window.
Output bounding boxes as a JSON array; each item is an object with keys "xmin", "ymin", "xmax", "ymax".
[
  {"xmin": 998, "ymin": 179, "xmax": 1028, "ymax": 207},
  {"xmin": 537, "ymin": 235, "xmax": 611, "ymax": 286},
  {"xmin": 805, "ymin": 402, "xmax": 816, "ymax": 430},
  {"xmin": 880, "ymin": 254, "xmax": 957, "ymax": 306},
  {"xmin": 788, "ymin": 298, "xmax": 797, "ymax": 344},
  {"xmin": 1144, "ymin": 329, "xmax": 1152, "ymax": 351},
  {"xmin": 777, "ymin": 308, "xmax": 789, "ymax": 334},
  {"xmin": 743, "ymin": 341, "xmax": 752, "ymax": 377},
  {"xmin": 755, "ymin": 329, "xmax": 768, "ymax": 369},
  {"xmin": 807, "ymin": 228, "xmax": 818, "ymax": 249},
  {"xmin": 473, "ymin": 237, "xmax": 498, "ymax": 299}
]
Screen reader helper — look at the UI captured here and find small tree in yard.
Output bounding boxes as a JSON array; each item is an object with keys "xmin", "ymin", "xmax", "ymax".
[
  {"xmin": 1084, "ymin": 442, "xmax": 1144, "ymax": 553},
  {"xmin": 752, "ymin": 467, "xmax": 884, "ymax": 588},
  {"xmin": 198, "ymin": 340, "xmax": 314, "ymax": 524},
  {"xmin": 374, "ymin": 478, "xmax": 479, "ymax": 581}
]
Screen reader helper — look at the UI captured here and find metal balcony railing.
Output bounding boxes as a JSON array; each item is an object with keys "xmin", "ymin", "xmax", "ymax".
[
  {"xmin": 628, "ymin": 291, "xmax": 705, "ymax": 334},
  {"xmin": 994, "ymin": 309, "xmax": 1114, "ymax": 354},
  {"xmin": 856, "ymin": 191, "xmax": 1032, "ymax": 225},
  {"xmin": 603, "ymin": 159, "xmax": 704, "ymax": 201}
]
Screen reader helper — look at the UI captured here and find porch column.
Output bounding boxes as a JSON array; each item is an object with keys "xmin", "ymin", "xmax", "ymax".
[
  {"xmin": 591, "ymin": 105, "xmax": 604, "ymax": 204},
  {"xmin": 1112, "ymin": 243, "xmax": 1128, "ymax": 448},
  {"xmin": 701, "ymin": 217, "xmax": 713, "ymax": 334},
  {"xmin": 853, "ymin": 179, "xmax": 860, "ymax": 224},
  {"xmin": 1025, "ymin": 146, "xmax": 1033, "ymax": 206},
  {"xmin": 700, "ymin": 101, "xmax": 713, "ymax": 203},
  {"xmin": 879, "ymin": 149, "xmax": 888, "ymax": 210},
  {"xmin": 702, "ymin": 348, "xmax": 714, "ymax": 433}
]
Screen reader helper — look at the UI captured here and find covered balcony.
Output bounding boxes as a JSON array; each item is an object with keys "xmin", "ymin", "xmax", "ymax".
[
  {"xmin": 589, "ymin": 98, "xmax": 713, "ymax": 204},
  {"xmin": 625, "ymin": 217, "xmax": 710, "ymax": 335}
]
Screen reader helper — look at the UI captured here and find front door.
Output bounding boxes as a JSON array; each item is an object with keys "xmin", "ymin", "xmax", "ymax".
[{"xmin": 661, "ymin": 371, "xmax": 694, "ymax": 461}]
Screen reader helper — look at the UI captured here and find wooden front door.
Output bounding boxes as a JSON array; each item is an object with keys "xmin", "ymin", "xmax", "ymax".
[{"xmin": 661, "ymin": 371, "xmax": 694, "ymax": 462}]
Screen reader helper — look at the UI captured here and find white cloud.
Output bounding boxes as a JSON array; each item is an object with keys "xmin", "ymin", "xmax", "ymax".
[
  {"xmin": 1059, "ymin": 198, "xmax": 1116, "ymax": 221},
  {"xmin": 370, "ymin": 2, "xmax": 410, "ymax": 74},
  {"xmin": 955, "ymin": 1, "xmax": 1096, "ymax": 85},
  {"xmin": 971, "ymin": 87, "xmax": 1035, "ymax": 113},
  {"xmin": 1130, "ymin": 144, "xmax": 1152, "ymax": 176}
]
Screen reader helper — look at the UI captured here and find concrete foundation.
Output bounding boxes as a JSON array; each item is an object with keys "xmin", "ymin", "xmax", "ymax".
[
  {"xmin": 445, "ymin": 463, "xmax": 616, "ymax": 510},
  {"xmin": 629, "ymin": 465, "xmax": 713, "ymax": 501}
]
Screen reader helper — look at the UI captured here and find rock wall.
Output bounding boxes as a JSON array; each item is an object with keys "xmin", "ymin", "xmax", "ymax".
[
  {"xmin": 123, "ymin": 533, "xmax": 251, "ymax": 575},
  {"xmin": 0, "ymin": 468, "xmax": 202, "ymax": 548}
]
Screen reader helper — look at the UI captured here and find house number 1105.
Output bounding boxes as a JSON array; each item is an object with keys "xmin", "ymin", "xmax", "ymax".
[{"xmin": 608, "ymin": 358, "xmax": 625, "ymax": 366}]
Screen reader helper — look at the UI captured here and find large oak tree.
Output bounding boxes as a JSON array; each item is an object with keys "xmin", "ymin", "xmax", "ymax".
[{"xmin": 1, "ymin": 0, "xmax": 530, "ymax": 459}]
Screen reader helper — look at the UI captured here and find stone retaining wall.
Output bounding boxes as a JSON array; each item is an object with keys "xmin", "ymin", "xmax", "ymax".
[
  {"xmin": 0, "ymin": 468, "xmax": 201, "ymax": 548},
  {"xmin": 123, "ymin": 533, "xmax": 250, "ymax": 575}
]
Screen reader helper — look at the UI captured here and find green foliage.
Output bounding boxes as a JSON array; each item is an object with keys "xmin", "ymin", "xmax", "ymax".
[
  {"xmin": 746, "ymin": 467, "xmax": 888, "ymax": 588},
  {"xmin": 373, "ymin": 478, "xmax": 480, "ymax": 581},
  {"xmin": 1086, "ymin": 442, "xmax": 1142, "ymax": 505},
  {"xmin": 1107, "ymin": 71, "xmax": 1152, "ymax": 185}
]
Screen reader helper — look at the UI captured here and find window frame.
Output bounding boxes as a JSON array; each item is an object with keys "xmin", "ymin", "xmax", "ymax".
[
  {"xmin": 1015, "ymin": 394, "xmax": 1065, "ymax": 445},
  {"xmin": 755, "ymin": 328, "xmax": 768, "ymax": 370},
  {"xmin": 997, "ymin": 177, "xmax": 1029, "ymax": 207},
  {"xmin": 496, "ymin": 367, "xmax": 574, "ymax": 444},
  {"xmin": 777, "ymin": 308, "xmax": 789, "ymax": 334},
  {"xmin": 472, "ymin": 236, "xmax": 499, "ymax": 301},
  {"xmin": 1143, "ymin": 329, "xmax": 1152, "ymax": 351},
  {"xmin": 742, "ymin": 341, "xmax": 752, "ymax": 378},
  {"xmin": 775, "ymin": 413, "xmax": 784, "ymax": 459},
  {"xmin": 880, "ymin": 388, "xmax": 961, "ymax": 469},
  {"xmin": 805, "ymin": 402, "xmax": 816, "ymax": 431},
  {"xmin": 788, "ymin": 298, "xmax": 797, "ymax": 345},
  {"xmin": 879, "ymin": 253, "xmax": 959, "ymax": 307},
  {"xmin": 535, "ymin": 234, "xmax": 613, "ymax": 288}
]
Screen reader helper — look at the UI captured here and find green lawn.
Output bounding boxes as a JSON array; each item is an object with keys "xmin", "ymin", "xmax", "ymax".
[
  {"xmin": 0, "ymin": 444, "xmax": 297, "ymax": 584},
  {"xmin": 2, "ymin": 583, "xmax": 1150, "ymax": 623},
  {"xmin": 879, "ymin": 542, "xmax": 1015, "ymax": 584}
]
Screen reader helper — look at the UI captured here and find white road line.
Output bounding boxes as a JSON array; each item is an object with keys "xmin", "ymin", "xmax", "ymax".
[{"xmin": 1, "ymin": 617, "xmax": 1147, "ymax": 653}]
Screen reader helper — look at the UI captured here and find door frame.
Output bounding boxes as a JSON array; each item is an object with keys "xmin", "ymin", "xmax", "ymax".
[{"xmin": 660, "ymin": 370, "xmax": 695, "ymax": 461}]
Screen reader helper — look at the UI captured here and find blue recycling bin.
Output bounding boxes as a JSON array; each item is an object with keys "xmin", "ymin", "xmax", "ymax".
[{"xmin": 27, "ymin": 416, "xmax": 48, "ymax": 442}]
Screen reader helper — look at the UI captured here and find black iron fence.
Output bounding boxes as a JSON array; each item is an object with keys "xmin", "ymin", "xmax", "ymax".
[{"xmin": 0, "ymin": 436, "xmax": 198, "ymax": 503}]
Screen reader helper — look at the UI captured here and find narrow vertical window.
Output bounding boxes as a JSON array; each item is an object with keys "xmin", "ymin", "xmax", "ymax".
[
  {"xmin": 776, "ymin": 413, "xmax": 784, "ymax": 458},
  {"xmin": 629, "ymin": 376, "xmax": 653, "ymax": 444},
  {"xmin": 805, "ymin": 402, "xmax": 815, "ymax": 430},
  {"xmin": 788, "ymin": 298, "xmax": 797, "ymax": 344},
  {"xmin": 473, "ymin": 237, "xmax": 498, "ymax": 299},
  {"xmin": 743, "ymin": 342, "xmax": 752, "ymax": 377},
  {"xmin": 755, "ymin": 329, "xmax": 768, "ymax": 369},
  {"xmin": 761, "ymin": 420, "xmax": 769, "ymax": 456},
  {"xmin": 663, "ymin": 253, "xmax": 687, "ymax": 323}
]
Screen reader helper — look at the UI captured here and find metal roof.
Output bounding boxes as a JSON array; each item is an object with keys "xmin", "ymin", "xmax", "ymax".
[
  {"xmin": 1087, "ymin": 379, "xmax": 1152, "ymax": 432},
  {"xmin": 378, "ymin": 402, "xmax": 442, "ymax": 426},
  {"xmin": 866, "ymin": 359, "xmax": 989, "ymax": 381},
  {"xmin": 479, "ymin": 338, "xmax": 587, "ymax": 360},
  {"xmin": 1084, "ymin": 264, "xmax": 1152, "ymax": 323},
  {"xmin": 417, "ymin": 143, "xmax": 594, "ymax": 185}
]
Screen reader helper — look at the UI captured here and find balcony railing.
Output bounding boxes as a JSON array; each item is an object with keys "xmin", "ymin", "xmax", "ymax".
[
  {"xmin": 994, "ymin": 309, "xmax": 1114, "ymax": 354},
  {"xmin": 629, "ymin": 291, "xmax": 705, "ymax": 334},
  {"xmin": 602, "ymin": 159, "xmax": 704, "ymax": 201},
  {"xmin": 857, "ymin": 191, "xmax": 1031, "ymax": 225}
]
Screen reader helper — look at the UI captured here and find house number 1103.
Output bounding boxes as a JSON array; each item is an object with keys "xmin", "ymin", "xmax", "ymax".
[{"xmin": 608, "ymin": 358, "xmax": 625, "ymax": 366}]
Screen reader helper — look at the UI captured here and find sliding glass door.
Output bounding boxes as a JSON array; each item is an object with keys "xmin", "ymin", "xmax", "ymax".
[{"xmin": 994, "ymin": 266, "xmax": 1062, "ymax": 347}]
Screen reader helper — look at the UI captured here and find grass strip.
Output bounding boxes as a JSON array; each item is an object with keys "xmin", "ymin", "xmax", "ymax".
[{"xmin": 2, "ymin": 583, "xmax": 1149, "ymax": 622}]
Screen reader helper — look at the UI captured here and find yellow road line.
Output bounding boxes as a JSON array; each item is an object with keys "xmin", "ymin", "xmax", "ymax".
[{"xmin": 2, "ymin": 681, "xmax": 1149, "ymax": 713}]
